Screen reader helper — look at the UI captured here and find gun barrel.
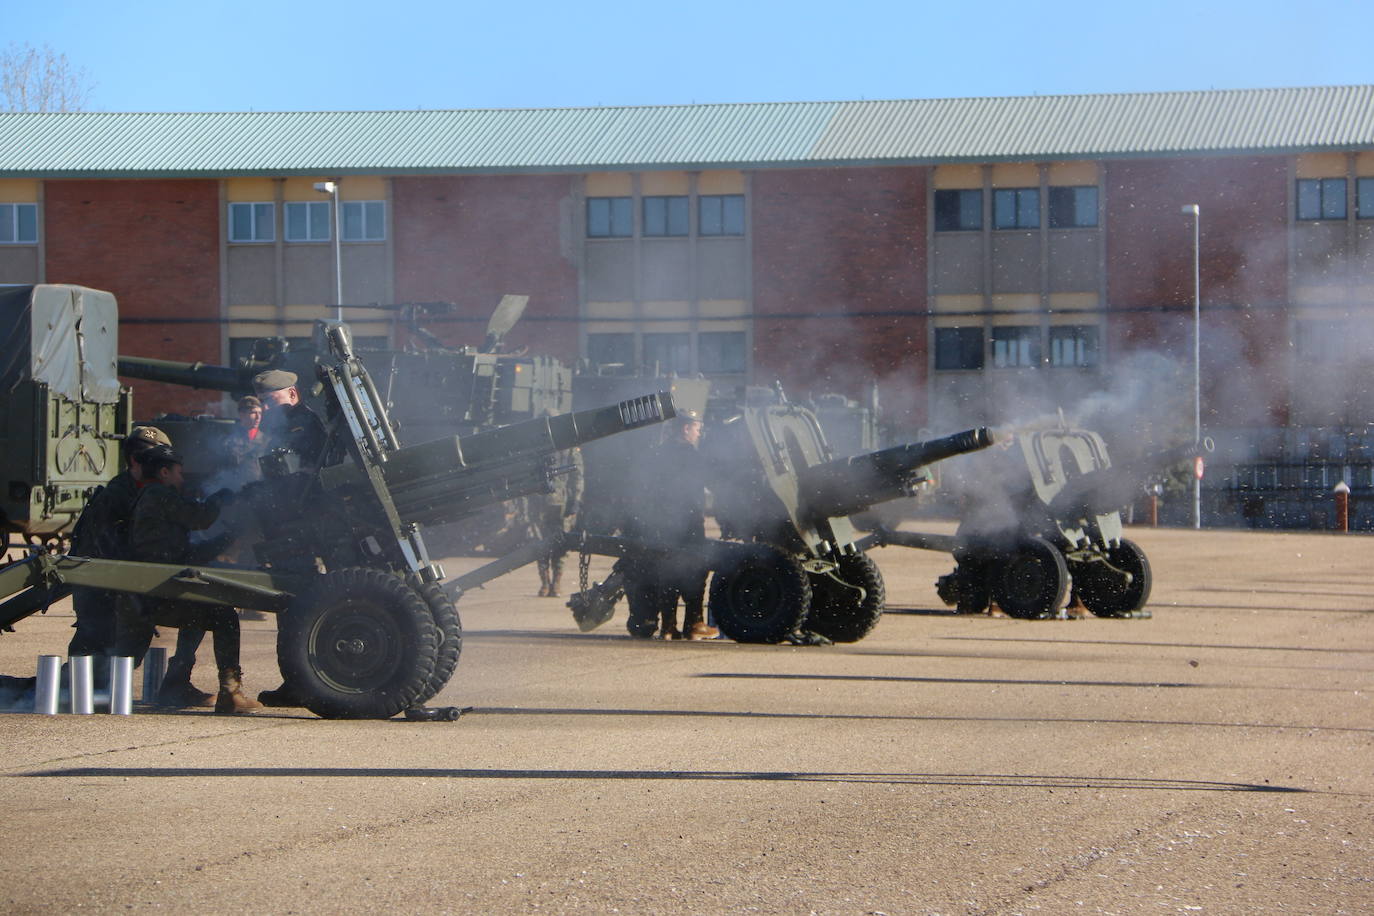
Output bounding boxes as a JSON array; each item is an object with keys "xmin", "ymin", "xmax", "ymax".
[
  {"xmin": 354, "ymin": 392, "xmax": 676, "ymax": 527},
  {"xmin": 118, "ymin": 355, "xmax": 254, "ymax": 393},
  {"xmin": 799, "ymin": 426, "xmax": 996, "ymax": 519}
]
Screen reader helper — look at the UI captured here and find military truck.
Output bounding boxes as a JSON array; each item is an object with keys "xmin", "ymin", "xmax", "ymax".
[
  {"xmin": 0, "ymin": 285, "xmax": 133, "ymax": 560},
  {"xmin": 860, "ymin": 416, "xmax": 1205, "ymax": 619},
  {"xmin": 1, "ymin": 316, "xmax": 676, "ymax": 718}
]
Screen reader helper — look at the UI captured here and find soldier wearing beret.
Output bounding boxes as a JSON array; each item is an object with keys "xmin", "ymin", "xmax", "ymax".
[
  {"xmin": 67, "ymin": 426, "xmax": 173, "ymax": 667},
  {"xmin": 253, "ymin": 369, "xmax": 327, "ymax": 470},
  {"xmin": 111, "ymin": 446, "xmax": 260, "ymax": 713}
]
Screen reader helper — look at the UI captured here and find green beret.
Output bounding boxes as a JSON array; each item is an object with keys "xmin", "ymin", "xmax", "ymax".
[{"xmin": 253, "ymin": 369, "xmax": 298, "ymax": 394}]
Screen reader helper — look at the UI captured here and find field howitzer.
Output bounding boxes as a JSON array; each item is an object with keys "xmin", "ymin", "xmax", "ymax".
[
  {"xmin": 682, "ymin": 401, "xmax": 996, "ymax": 644},
  {"xmin": 2, "ymin": 320, "xmax": 676, "ymax": 719},
  {"xmin": 860, "ymin": 418, "xmax": 1209, "ymax": 621}
]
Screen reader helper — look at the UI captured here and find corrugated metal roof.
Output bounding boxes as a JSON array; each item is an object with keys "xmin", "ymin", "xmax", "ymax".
[{"xmin": 1, "ymin": 85, "xmax": 1371, "ymax": 178}]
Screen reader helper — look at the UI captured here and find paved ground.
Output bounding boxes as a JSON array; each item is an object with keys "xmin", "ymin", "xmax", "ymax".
[{"xmin": 0, "ymin": 524, "xmax": 1370, "ymax": 914}]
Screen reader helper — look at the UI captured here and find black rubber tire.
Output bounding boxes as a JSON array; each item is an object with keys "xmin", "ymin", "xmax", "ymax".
[
  {"xmin": 410, "ymin": 576, "xmax": 463, "ymax": 704},
  {"xmin": 807, "ymin": 553, "xmax": 885, "ymax": 643},
  {"xmin": 1075, "ymin": 539, "xmax": 1152, "ymax": 618},
  {"xmin": 278, "ymin": 568, "xmax": 438, "ymax": 719},
  {"xmin": 992, "ymin": 537, "xmax": 1070, "ymax": 620},
  {"xmin": 708, "ymin": 544, "xmax": 811, "ymax": 644}
]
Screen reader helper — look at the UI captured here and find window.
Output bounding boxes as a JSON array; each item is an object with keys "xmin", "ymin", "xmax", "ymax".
[
  {"xmin": 284, "ymin": 201, "xmax": 331, "ymax": 242},
  {"xmin": 991, "ymin": 326, "xmax": 1040, "ymax": 368},
  {"xmin": 229, "ymin": 202, "xmax": 274, "ymax": 242},
  {"xmin": 587, "ymin": 197, "xmax": 633, "ymax": 238},
  {"xmin": 1048, "ymin": 186, "xmax": 1099, "ymax": 228},
  {"xmin": 698, "ymin": 331, "xmax": 747, "ymax": 375},
  {"xmin": 934, "ymin": 327, "xmax": 984, "ymax": 370},
  {"xmin": 0, "ymin": 203, "xmax": 37, "ymax": 243},
  {"xmin": 1358, "ymin": 178, "xmax": 1374, "ymax": 220},
  {"xmin": 342, "ymin": 201, "xmax": 386, "ymax": 241},
  {"xmin": 699, "ymin": 195, "xmax": 745, "ymax": 236},
  {"xmin": 643, "ymin": 196, "xmax": 689, "ymax": 237},
  {"xmin": 934, "ymin": 189, "xmax": 983, "ymax": 231},
  {"xmin": 586, "ymin": 333, "xmax": 635, "ymax": 369},
  {"xmin": 642, "ymin": 332, "xmax": 692, "ymax": 374},
  {"xmin": 993, "ymin": 188, "xmax": 1039, "ymax": 230},
  {"xmin": 1048, "ymin": 325, "xmax": 1099, "ymax": 367},
  {"xmin": 1296, "ymin": 178, "xmax": 1347, "ymax": 220}
]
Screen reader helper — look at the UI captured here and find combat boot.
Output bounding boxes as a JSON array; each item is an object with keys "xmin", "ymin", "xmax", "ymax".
[
  {"xmin": 215, "ymin": 667, "xmax": 262, "ymax": 714},
  {"xmin": 547, "ymin": 570, "xmax": 561, "ymax": 599},
  {"xmin": 156, "ymin": 659, "xmax": 215, "ymax": 708},
  {"xmin": 257, "ymin": 681, "xmax": 305, "ymax": 707}
]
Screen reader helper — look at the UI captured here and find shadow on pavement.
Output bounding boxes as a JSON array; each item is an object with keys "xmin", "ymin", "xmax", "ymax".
[{"xmin": 936, "ymin": 636, "xmax": 1374, "ymax": 654}]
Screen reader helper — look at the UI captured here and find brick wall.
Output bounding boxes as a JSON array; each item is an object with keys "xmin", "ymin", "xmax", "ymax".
[
  {"xmin": 392, "ymin": 175, "xmax": 580, "ymax": 360},
  {"xmin": 751, "ymin": 167, "xmax": 929, "ymax": 428},
  {"xmin": 44, "ymin": 179, "xmax": 223, "ymax": 419}
]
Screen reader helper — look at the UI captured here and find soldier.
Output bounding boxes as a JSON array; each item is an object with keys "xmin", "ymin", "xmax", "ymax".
[
  {"xmin": 628, "ymin": 409, "xmax": 719, "ymax": 641},
  {"xmin": 527, "ymin": 435, "xmax": 584, "ymax": 598},
  {"xmin": 224, "ymin": 394, "xmax": 267, "ymax": 477},
  {"xmin": 252, "ymin": 369, "xmax": 327, "ymax": 469},
  {"xmin": 67, "ymin": 426, "xmax": 171, "ymax": 666},
  {"xmin": 111, "ymin": 446, "xmax": 261, "ymax": 713}
]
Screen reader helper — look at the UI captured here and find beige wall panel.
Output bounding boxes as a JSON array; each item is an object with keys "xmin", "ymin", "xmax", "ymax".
[
  {"xmin": 932, "ymin": 294, "xmax": 984, "ymax": 316},
  {"xmin": 1357, "ymin": 152, "xmax": 1374, "ymax": 175},
  {"xmin": 283, "ymin": 246, "xmax": 335, "ymax": 305},
  {"xmin": 1287, "ymin": 305, "xmax": 1353, "ymax": 322},
  {"xmin": 1046, "ymin": 293, "xmax": 1099, "ymax": 321},
  {"xmin": 640, "ymin": 240, "xmax": 692, "ymax": 300},
  {"xmin": 1291, "ymin": 285, "xmax": 1348, "ymax": 307},
  {"xmin": 1048, "ymin": 161, "xmax": 1099, "ymax": 185},
  {"xmin": 584, "ymin": 321, "xmax": 635, "ymax": 334},
  {"xmin": 698, "ymin": 171, "xmax": 745, "ymax": 194},
  {"xmin": 227, "ymin": 245, "xmax": 277, "ymax": 305},
  {"xmin": 698, "ymin": 318, "xmax": 749, "ymax": 331},
  {"xmin": 0, "ymin": 247, "xmax": 39, "ymax": 284},
  {"xmin": 990, "ymin": 233, "xmax": 1040, "ymax": 293},
  {"xmin": 227, "ymin": 305, "xmax": 277, "ymax": 321},
  {"xmin": 931, "ymin": 234, "xmax": 984, "ymax": 294},
  {"xmin": 932, "ymin": 165, "xmax": 982, "ymax": 189},
  {"xmin": 640, "ymin": 172, "xmax": 689, "ymax": 195},
  {"xmin": 1048, "ymin": 229, "xmax": 1101, "ymax": 292},
  {"xmin": 229, "ymin": 322, "xmax": 279, "ymax": 338},
  {"xmin": 341, "ymin": 245, "xmax": 389, "ymax": 304},
  {"xmin": 642, "ymin": 301, "xmax": 691, "ymax": 320},
  {"xmin": 584, "ymin": 242, "xmax": 636, "ymax": 300},
  {"xmin": 0, "ymin": 180, "xmax": 39, "ymax": 202},
  {"xmin": 585, "ymin": 173, "xmax": 633, "ymax": 196},
  {"xmin": 283, "ymin": 177, "xmax": 388, "ymax": 201},
  {"xmin": 585, "ymin": 301, "xmax": 635, "ymax": 319},
  {"xmin": 989, "ymin": 294, "xmax": 1039, "ymax": 315},
  {"xmin": 697, "ymin": 238, "xmax": 748, "ymax": 300},
  {"xmin": 699, "ymin": 299, "xmax": 748, "ymax": 318},
  {"xmin": 226, "ymin": 178, "xmax": 277, "ymax": 201},
  {"xmin": 1295, "ymin": 153, "xmax": 1347, "ymax": 178},
  {"xmin": 1292, "ymin": 223, "xmax": 1348, "ymax": 287},
  {"xmin": 990, "ymin": 163, "xmax": 1038, "ymax": 188}
]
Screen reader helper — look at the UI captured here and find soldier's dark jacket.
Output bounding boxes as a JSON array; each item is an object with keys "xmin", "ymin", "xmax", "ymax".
[
  {"xmin": 640, "ymin": 437, "xmax": 708, "ymax": 546},
  {"xmin": 70, "ymin": 470, "xmax": 141, "ymax": 559},
  {"xmin": 264, "ymin": 401, "xmax": 327, "ymax": 467},
  {"xmin": 129, "ymin": 482, "xmax": 221, "ymax": 564}
]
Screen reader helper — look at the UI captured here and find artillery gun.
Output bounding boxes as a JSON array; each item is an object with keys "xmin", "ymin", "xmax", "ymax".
[
  {"xmin": 0, "ymin": 285, "xmax": 133, "ymax": 559},
  {"xmin": 860, "ymin": 416, "xmax": 1205, "ymax": 619},
  {"xmin": 1, "ymin": 317, "xmax": 676, "ymax": 718}
]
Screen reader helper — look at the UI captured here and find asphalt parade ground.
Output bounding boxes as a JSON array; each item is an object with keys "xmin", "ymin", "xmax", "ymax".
[{"xmin": 0, "ymin": 524, "xmax": 1370, "ymax": 914}]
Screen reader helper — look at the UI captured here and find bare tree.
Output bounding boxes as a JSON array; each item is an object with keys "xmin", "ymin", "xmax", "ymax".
[{"xmin": 1, "ymin": 42, "xmax": 95, "ymax": 112}]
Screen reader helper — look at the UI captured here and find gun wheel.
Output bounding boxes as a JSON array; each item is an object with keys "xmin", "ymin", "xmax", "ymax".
[
  {"xmin": 1074, "ymin": 539, "xmax": 1152, "ymax": 618},
  {"xmin": 992, "ymin": 536, "xmax": 1069, "ymax": 620},
  {"xmin": 708, "ymin": 544, "xmax": 811, "ymax": 644},
  {"xmin": 409, "ymin": 576, "xmax": 463, "ymax": 705},
  {"xmin": 807, "ymin": 553, "xmax": 885, "ymax": 643},
  {"xmin": 279, "ymin": 568, "xmax": 438, "ymax": 719}
]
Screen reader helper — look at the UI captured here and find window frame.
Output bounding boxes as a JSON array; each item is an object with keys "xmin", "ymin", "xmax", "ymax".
[
  {"xmin": 1047, "ymin": 186, "xmax": 1099, "ymax": 228},
  {"xmin": 1047, "ymin": 325, "xmax": 1100, "ymax": 368},
  {"xmin": 934, "ymin": 327, "xmax": 985, "ymax": 371},
  {"xmin": 990, "ymin": 326, "xmax": 1041, "ymax": 368},
  {"xmin": 1357, "ymin": 177, "xmax": 1374, "ymax": 220},
  {"xmin": 697, "ymin": 330, "xmax": 747, "ymax": 376},
  {"xmin": 586, "ymin": 196, "xmax": 634, "ymax": 238},
  {"xmin": 1296, "ymin": 177, "xmax": 1347, "ymax": 221},
  {"xmin": 642, "ymin": 195, "xmax": 690, "ymax": 237},
  {"xmin": 284, "ymin": 200, "xmax": 332, "ymax": 243},
  {"xmin": 228, "ymin": 201, "xmax": 275, "ymax": 243},
  {"xmin": 698, "ymin": 194, "xmax": 745, "ymax": 237},
  {"xmin": 933, "ymin": 189, "xmax": 984, "ymax": 232},
  {"xmin": 341, "ymin": 200, "xmax": 386, "ymax": 242},
  {"xmin": 0, "ymin": 202, "xmax": 38, "ymax": 244},
  {"xmin": 992, "ymin": 187, "xmax": 1040, "ymax": 230}
]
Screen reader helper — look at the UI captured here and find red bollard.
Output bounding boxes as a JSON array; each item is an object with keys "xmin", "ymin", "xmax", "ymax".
[{"xmin": 1333, "ymin": 481, "xmax": 1350, "ymax": 532}]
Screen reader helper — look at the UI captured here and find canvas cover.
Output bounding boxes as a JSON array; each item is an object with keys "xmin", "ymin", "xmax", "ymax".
[{"xmin": 0, "ymin": 284, "xmax": 122, "ymax": 403}]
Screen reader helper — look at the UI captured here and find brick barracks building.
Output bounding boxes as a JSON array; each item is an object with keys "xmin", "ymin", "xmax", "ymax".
[{"xmin": 2, "ymin": 85, "xmax": 1373, "ymax": 525}]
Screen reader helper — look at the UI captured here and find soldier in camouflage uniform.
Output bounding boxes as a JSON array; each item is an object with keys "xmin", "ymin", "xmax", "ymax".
[
  {"xmin": 111, "ymin": 446, "xmax": 260, "ymax": 714},
  {"xmin": 526, "ymin": 445, "xmax": 583, "ymax": 597}
]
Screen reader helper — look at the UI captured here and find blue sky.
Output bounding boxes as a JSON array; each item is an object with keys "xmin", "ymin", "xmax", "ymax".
[{"xmin": 8, "ymin": 0, "xmax": 1371, "ymax": 112}]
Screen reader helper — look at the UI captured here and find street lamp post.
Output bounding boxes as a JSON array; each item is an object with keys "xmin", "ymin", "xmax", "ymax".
[
  {"xmin": 314, "ymin": 180, "xmax": 343, "ymax": 320},
  {"xmin": 1182, "ymin": 203, "xmax": 1201, "ymax": 529}
]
